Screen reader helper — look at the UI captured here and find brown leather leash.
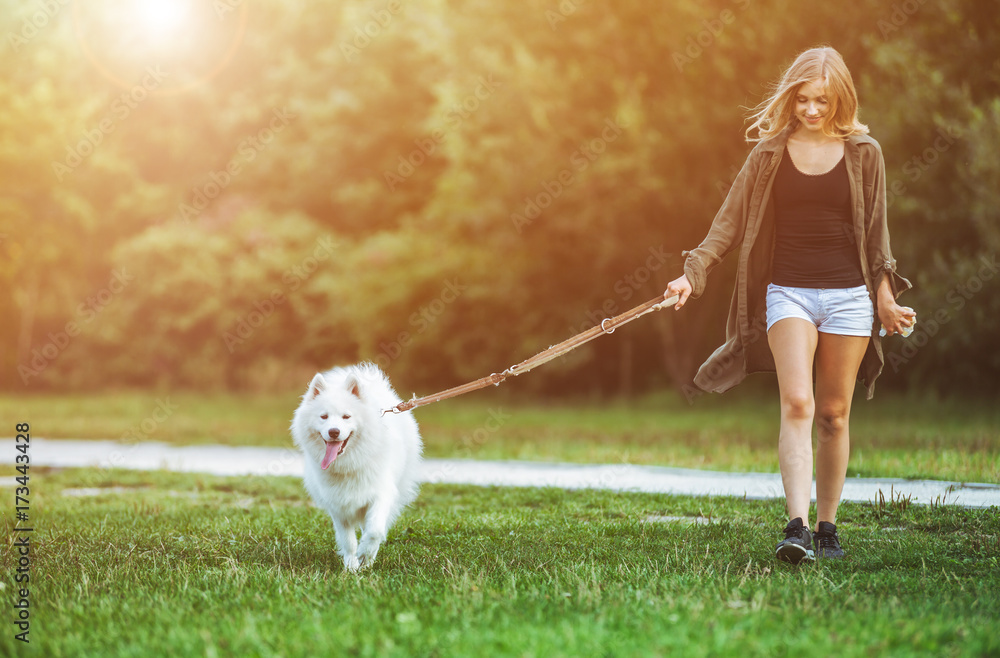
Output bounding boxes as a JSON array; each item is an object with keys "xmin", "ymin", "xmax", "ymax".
[{"xmin": 382, "ymin": 293, "xmax": 680, "ymax": 415}]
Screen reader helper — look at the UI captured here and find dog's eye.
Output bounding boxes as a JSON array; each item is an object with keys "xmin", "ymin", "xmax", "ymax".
[
  {"xmin": 320, "ymin": 414, "xmax": 328, "ymax": 420},
  {"xmin": 342, "ymin": 414, "xmax": 351, "ymax": 420}
]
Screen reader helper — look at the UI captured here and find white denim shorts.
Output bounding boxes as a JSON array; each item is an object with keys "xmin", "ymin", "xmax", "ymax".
[{"xmin": 765, "ymin": 283, "xmax": 874, "ymax": 337}]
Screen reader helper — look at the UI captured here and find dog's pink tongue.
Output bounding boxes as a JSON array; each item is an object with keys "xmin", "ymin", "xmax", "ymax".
[{"xmin": 321, "ymin": 441, "xmax": 344, "ymax": 470}]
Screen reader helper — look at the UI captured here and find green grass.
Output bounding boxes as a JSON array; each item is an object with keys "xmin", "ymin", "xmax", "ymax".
[
  {"xmin": 3, "ymin": 389, "xmax": 998, "ymax": 482},
  {"xmin": 1, "ymin": 468, "xmax": 997, "ymax": 657}
]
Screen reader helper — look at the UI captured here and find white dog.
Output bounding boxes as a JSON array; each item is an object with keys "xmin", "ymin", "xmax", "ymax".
[{"xmin": 291, "ymin": 363, "xmax": 423, "ymax": 572}]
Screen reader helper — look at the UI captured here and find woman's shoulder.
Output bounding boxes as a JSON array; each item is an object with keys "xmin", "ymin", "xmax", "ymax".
[
  {"xmin": 846, "ymin": 133, "xmax": 885, "ymax": 174},
  {"xmin": 848, "ymin": 132, "xmax": 882, "ymax": 153},
  {"xmin": 741, "ymin": 132, "xmax": 786, "ymax": 168},
  {"xmin": 749, "ymin": 125, "xmax": 794, "ymax": 155}
]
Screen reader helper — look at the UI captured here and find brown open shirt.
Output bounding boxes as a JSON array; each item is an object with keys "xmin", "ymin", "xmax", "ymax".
[{"xmin": 683, "ymin": 126, "xmax": 912, "ymax": 400}]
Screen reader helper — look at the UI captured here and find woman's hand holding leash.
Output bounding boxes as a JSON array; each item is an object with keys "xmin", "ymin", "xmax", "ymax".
[{"xmin": 664, "ymin": 274, "xmax": 693, "ymax": 310}]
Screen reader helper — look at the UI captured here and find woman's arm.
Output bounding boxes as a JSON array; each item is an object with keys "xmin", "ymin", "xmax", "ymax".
[
  {"xmin": 864, "ymin": 139, "xmax": 912, "ymax": 300},
  {"xmin": 669, "ymin": 148, "xmax": 763, "ymax": 308},
  {"xmin": 863, "ymin": 139, "xmax": 915, "ymax": 335}
]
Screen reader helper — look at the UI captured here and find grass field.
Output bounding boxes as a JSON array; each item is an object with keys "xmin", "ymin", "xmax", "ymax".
[
  {"xmin": 3, "ymin": 388, "xmax": 998, "ymax": 482},
  {"xmin": 2, "ymin": 391, "xmax": 998, "ymax": 655},
  {"xmin": 0, "ymin": 467, "xmax": 997, "ymax": 657}
]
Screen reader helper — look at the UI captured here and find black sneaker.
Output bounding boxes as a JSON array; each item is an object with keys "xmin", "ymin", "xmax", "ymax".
[
  {"xmin": 814, "ymin": 521, "xmax": 845, "ymax": 559},
  {"xmin": 775, "ymin": 517, "xmax": 815, "ymax": 564}
]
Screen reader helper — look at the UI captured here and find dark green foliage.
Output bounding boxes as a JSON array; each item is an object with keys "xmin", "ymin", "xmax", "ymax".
[{"xmin": 1, "ymin": 0, "xmax": 998, "ymax": 397}]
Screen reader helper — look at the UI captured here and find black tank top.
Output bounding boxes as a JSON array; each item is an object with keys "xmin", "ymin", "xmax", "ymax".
[{"xmin": 771, "ymin": 146, "xmax": 864, "ymax": 288}]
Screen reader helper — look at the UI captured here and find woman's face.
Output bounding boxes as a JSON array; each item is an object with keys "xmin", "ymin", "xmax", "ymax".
[{"xmin": 794, "ymin": 79, "xmax": 833, "ymax": 133}]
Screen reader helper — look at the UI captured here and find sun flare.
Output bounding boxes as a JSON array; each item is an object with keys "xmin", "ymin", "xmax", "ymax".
[{"xmin": 130, "ymin": 0, "xmax": 192, "ymax": 37}]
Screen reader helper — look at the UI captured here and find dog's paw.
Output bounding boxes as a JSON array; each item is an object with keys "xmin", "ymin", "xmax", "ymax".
[
  {"xmin": 342, "ymin": 555, "xmax": 361, "ymax": 573},
  {"xmin": 356, "ymin": 542, "xmax": 381, "ymax": 569},
  {"xmin": 356, "ymin": 550, "xmax": 378, "ymax": 570}
]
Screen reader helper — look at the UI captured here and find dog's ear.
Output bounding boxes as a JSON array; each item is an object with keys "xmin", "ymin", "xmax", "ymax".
[
  {"xmin": 346, "ymin": 374, "xmax": 362, "ymax": 399},
  {"xmin": 308, "ymin": 373, "xmax": 327, "ymax": 399}
]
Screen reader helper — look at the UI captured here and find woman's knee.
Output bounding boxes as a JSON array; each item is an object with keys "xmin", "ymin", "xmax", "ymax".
[
  {"xmin": 817, "ymin": 404, "xmax": 850, "ymax": 435},
  {"xmin": 781, "ymin": 391, "xmax": 814, "ymax": 421}
]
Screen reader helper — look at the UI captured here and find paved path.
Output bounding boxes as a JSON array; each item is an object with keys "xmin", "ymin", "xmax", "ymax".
[{"xmin": 4, "ymin": 438, "xmax": 998, "ymax": 508}]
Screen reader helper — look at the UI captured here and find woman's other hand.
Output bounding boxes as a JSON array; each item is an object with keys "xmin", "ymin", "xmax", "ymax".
[
  {"xmin": 878, "ymin": 301, "xmax": 916, "ymax": 336},
  {"xmin": 876, "ymin": 278, "xmax": 916, "ymax": 336}
]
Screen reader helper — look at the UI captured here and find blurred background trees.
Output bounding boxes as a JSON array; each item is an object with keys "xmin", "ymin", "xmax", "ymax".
[{"xmin": 2, "ymin": 0, "xmax": 998, "ymax": 398}]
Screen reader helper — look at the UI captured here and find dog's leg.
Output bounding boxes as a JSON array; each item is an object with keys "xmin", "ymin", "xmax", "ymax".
[
  {"xmin": 332, "ymin": 516, "xmax": 361, "ymax": 572},
  {"xmin": 356, "ymin": 496, "xmax": 394, "ymax": 569}
]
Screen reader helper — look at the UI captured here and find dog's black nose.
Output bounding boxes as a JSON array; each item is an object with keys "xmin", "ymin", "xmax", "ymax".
[{"xmin": 328, "ymin": 428, "xmax": 340, "ymax": 439}]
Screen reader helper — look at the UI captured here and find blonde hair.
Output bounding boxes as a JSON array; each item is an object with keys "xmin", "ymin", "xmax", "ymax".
[{"xmin": 745, "ymin": 46, "xmax": 868, "ymax": 142}]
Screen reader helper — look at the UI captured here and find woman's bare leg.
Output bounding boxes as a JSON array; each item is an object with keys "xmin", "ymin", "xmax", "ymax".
[
  {"xmin": 767, "ymin": 318, "xmax": 819, "ymax": 526},
  {"xmin": 813, "ymin": 333, "xmax": 869, "ymax": 526}
]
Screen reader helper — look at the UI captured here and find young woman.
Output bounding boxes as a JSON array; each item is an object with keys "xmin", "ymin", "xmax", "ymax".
[{"xmin": 663, "ymin": 46, "xmax": 915, "ymax": 564}]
